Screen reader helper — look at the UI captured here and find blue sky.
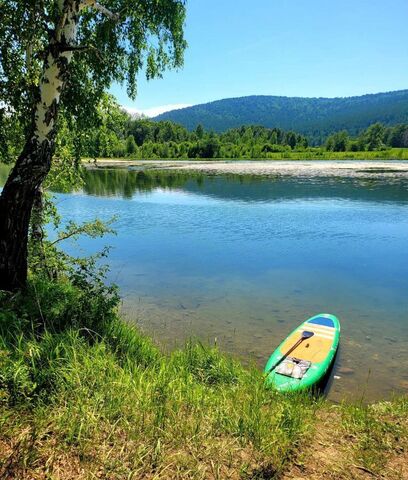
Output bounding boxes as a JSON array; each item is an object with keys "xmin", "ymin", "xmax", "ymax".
[{"xmin": 111, "ymin": 0, "xmax": 408, "ymax": 116}]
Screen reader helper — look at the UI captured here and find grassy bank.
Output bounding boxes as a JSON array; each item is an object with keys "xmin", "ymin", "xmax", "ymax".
[
  {"xmin": 1, "ymin": 277, "xmax": 407, "ymax": 479},
  {"xmin": 82, "ymin": 147, "xmax": 408, "ymax": 163},
  {"xmin": 247, "ymin": 147, "xmax": 408, "ymax": 160}
]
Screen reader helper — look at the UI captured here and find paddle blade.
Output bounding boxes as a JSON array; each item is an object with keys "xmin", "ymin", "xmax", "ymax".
[{"xmin": 302, "ymin": 330, "xmax": 314, "ymax": 339}]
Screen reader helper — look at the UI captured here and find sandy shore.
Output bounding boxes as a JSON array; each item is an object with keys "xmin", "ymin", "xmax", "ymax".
[{"xmin": 84, "ymin": 159, "xmax": 408, "ymax": 178}]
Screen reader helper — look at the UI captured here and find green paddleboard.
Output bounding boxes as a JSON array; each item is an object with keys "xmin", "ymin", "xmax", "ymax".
[{"xmin": 264, "ymin": 313, "xmax": 340, "ymax": 392}]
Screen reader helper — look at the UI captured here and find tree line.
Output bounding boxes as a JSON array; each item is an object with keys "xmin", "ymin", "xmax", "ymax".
[
  {"xmin": 61, "ymin": 95, "xmax": 310, "ymax": 160},
  {"xmin": 325, "ymin": 123, "xmax": 408, "ymax": 152},
  {"xmin": 3, "ymin": 94, "xmax": 408, "ymax": 166},
  {"xmin": 56, "ymin": 96, "xmax": 408, "ymax": 160}
]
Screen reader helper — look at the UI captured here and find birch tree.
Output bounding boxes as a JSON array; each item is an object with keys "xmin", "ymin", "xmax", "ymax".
[{"xmin": 0, "ymin": 0, "xmax": 187, "ymax": 291}]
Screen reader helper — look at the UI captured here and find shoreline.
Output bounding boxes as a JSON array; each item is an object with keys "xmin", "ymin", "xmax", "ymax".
[{"xmin": 83, "ymin": 158, "xmax": 408, "ymax": 179}]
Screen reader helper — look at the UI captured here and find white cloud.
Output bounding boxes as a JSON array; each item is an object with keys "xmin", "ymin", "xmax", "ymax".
[{"xmin": 122, "ymin": 103, "xmax": 192, "ymax": 118}]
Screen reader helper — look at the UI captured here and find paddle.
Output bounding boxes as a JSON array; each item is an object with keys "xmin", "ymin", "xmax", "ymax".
[{"xmin": 266, "ymin": 330, "xmax": 314, "ymax": 375}]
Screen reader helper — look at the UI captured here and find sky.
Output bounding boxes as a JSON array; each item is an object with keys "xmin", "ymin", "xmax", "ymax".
[{"xmin": 110, "ymin": 0, "xmax": 408, "ymax": 116}]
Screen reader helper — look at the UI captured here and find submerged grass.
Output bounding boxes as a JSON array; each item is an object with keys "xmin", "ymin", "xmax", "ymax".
[{"xmin": 0, "ymin": 277, "xmax": 407, "ymax": 479}]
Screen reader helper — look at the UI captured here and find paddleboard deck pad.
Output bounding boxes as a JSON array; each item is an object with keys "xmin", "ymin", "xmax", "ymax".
[{"xmin": 264, "ymin": 313, "xmax": 340, "ymax": 392}]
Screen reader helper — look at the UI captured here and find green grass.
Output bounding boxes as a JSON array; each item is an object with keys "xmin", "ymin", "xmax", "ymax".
[
  {"xmin": 261, "ymin": 147, "xmax": 408, "ymax": 160},
  {"xmin": 339, "ymin": 398, "xmax": 408, "ymax": 474},
  {"xmin": 82, "ymin": 147, "xmax": 408, "ymax": 162},
  {"xmin": 1, "ymin": 276, "xmax": 407, "ymax": 479}
]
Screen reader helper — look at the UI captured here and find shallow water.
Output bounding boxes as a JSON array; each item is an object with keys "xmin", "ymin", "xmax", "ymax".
[{"xmin": 2, "ymin": 165, "xmax": 408, "ymax": 401}]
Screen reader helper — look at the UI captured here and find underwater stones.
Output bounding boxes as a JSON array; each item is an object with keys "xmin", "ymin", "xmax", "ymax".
[{"xmin": 337, "ymin": 366, "xmax": 355, "ymax": 375}]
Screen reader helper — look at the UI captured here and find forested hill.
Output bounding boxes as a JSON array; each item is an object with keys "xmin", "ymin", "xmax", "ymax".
[{"xmin": 154, "ymin": 90, "xmax": 408, "ymax": 143}]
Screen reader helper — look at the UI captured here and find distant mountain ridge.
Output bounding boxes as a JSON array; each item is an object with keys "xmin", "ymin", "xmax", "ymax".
[{"xmin": 154, "ymin": 90, "xmax": 408, "ymax": 143}]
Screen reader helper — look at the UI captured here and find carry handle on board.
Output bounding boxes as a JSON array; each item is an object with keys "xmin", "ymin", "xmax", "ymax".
[{"xmin": 266, "ymin": 330, "xmax": 314, "ymax": 375}]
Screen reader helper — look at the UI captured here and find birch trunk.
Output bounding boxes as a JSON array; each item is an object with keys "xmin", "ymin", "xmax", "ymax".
[{"xmin": 0, "ymin": 0, "xmax": 79, "ymax": 291}]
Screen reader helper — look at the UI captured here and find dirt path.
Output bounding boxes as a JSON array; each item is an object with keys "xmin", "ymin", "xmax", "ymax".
[{"xmin": 283, "ymin": 405, "xmax": 408, "ymax": 480}]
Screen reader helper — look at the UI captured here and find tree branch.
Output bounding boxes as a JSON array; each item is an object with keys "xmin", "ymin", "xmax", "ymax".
[
  {"xmin": 80, "ymin": 0, "xmax": 120, "ymax": 21},
  {"xmin": 50, "ymin": 227, "xmax": 88, "ymax": 246}
]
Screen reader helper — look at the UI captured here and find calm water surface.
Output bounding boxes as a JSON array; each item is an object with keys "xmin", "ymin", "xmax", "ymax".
[{"xmin": 2, "ymin": 165, "xmax": 408, "ymax": 401}]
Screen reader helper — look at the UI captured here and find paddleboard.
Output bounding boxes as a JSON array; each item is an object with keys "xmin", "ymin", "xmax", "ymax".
[{"xmin": 264, "ymin": 313, "xmax": 340, "ymax": 392}]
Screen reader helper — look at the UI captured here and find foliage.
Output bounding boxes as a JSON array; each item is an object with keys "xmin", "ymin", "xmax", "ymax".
[
  {"xmin": 326, "ymin": 130, "xmax": 349, "ymax": 152},
  {"xmin": 77, "ymin": 99, "xmax": 408, "ymax": 158},
  {"xmin": 0, "ymin": 0, "xmax": 187, "ymax": 161},
  {"xmin": 126, "ymin": 134, "xmax": 138, "ymax": 155},
  {"xmin": 364, "ymin": 122, "xmax": 386, "ymax": 151},
  {"xmin": 325, "ymin": 122, "xmax": 408, "ymax": 152},
  {"xmin": 386, "ymin": 123, "xmax": 408, "ymax": 147},
  {"xmin": 4, "ymin": 91, "xmax": 408, "ymax": 162},
  {"xmin": 76, "ymin": 100, "xmax": 310, "ymax": 159},
  {"xmin": 30, "ymin": 96, "xmax": 406, "ymax": 160},
  {"xmin": 0, "ymin": 107, "xmax": 24, "ymax": 163}
]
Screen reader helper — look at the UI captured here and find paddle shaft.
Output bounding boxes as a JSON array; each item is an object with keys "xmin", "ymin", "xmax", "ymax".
[{"xmin": 266, "ymin": 333, "xmax": 311, "ymax": 375}]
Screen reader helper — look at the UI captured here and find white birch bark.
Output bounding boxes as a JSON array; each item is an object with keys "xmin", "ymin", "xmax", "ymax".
[{"xmin": 33, "ymin": 0, "xmax": 79, "ymax": 144}]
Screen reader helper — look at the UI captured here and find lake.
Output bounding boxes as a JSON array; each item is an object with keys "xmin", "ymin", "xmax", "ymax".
[{"xmin": 1, "ymin": 164, "xmax": 408, "ymax": 401}]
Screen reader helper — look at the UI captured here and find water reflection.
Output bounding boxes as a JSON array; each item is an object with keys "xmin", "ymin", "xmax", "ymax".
[
  {"xmin": 82, "ymin": 168, "xmax": 408, "ymax": 205},
  {"xmin": 3, "ymin": 163, "xmax": 408, "ymax": 205}
]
